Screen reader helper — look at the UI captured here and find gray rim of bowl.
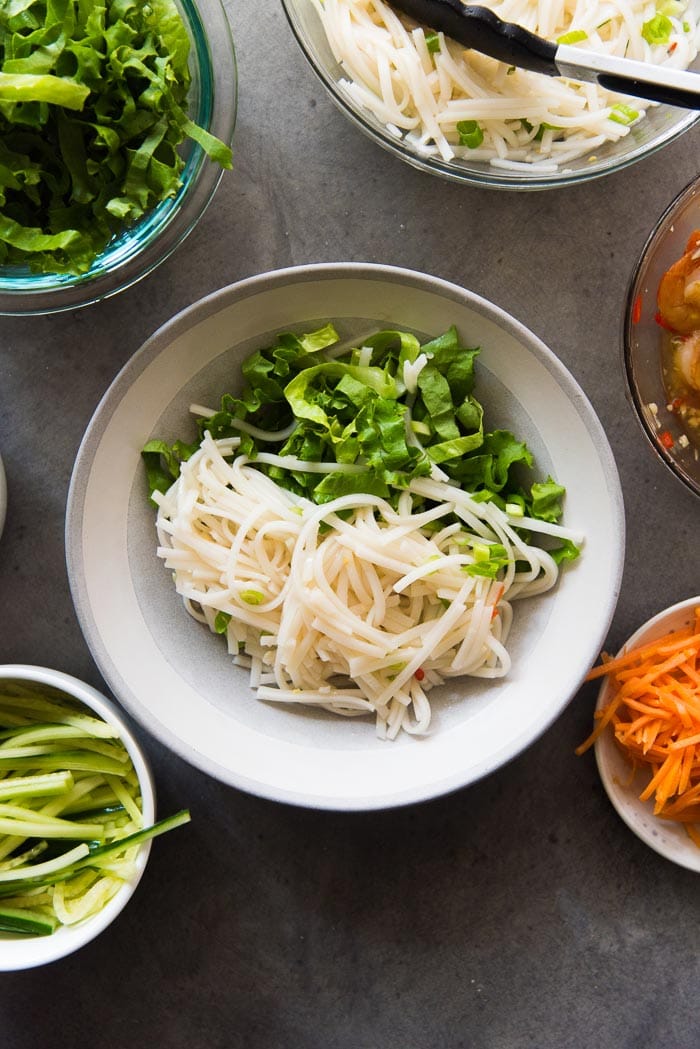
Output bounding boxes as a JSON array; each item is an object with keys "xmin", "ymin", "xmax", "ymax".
[
  {"xmin": 65, "ymin": 261, "xmax": 626, "ymax": 809},
  {"xmin": 622, "ymin": 175, "xmax": 700, "ymax": 499},
  {"xmin": 279, "ymin": 0, "xmax": 699, "ymax": 191}
]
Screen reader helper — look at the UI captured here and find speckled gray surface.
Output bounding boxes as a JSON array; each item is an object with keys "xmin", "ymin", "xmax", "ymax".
[{"xmin": 1, "ymin": 1, "xmax": 700, "ymax": 1046}]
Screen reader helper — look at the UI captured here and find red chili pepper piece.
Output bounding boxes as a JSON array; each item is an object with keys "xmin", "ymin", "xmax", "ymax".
[
  {"xmin": 659, "ymin": 430, "xmax": 674, "ymax": 449},
  {"xmin": 414, "ymin": 668, "xmax": 425, "ymax": 681},
  {"xmin": 631, "ymin": 295, "xmax": 642, "ymax": 324}
]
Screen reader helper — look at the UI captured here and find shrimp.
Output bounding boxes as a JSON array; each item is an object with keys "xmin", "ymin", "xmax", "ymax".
[
  {"xmin": 677, "ymin": 330, "xmax": 700, "ymax": 392},
  {"xmin": 657, "ymin": 230, "xmax": 700, "ymax": 334}
]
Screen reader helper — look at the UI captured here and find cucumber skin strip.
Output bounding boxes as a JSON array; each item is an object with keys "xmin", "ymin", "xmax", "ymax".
[
  {"xmin": 0, "ymin": 810, "xmax": 191, "ymax": 897},
  {"xmin": 0, "ymin": 906, "xmax": 58, "ymax": 936}
]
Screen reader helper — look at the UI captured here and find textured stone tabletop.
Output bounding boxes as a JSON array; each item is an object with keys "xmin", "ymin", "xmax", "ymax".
[{"xmin": 1, "ymin": 2, "xmax": 699, "ymax": 1047}]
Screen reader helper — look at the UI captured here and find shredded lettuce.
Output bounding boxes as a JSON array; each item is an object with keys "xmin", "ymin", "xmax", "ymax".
[
  {"xmin": 143, "ymin": 325, "xmax": 579, "ymax": 563},
  {"xmin": 0, "ymin": 0, "xmax": 233, "ymax": 275}
]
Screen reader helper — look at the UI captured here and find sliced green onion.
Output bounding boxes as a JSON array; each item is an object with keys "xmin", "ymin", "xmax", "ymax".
[
  {"xmin": 425, "ymin": 31, "xmax": 441, "ymax": 53},
  {"xmin": 240, "ymin": 590, "xmax": 265, "ymax": 605},
  {"xmin": 456, "ymin": 120, "xmax": 484, "ymax": 148},
  {"xmin": 641, "ymin": 14, "xmax": 673, "ymax": 44},
  {"xmin": 214, "ymin": 611, "xmax": 232, "ymax": 634},
  {"xmin": 556, "ymin": 29, "xmax": 589, "ymax": 43},
  {"xmin": 534, "ymin": 122, "xmax": 562, "ymax": 141},
  {"xmin": 609, "ymin": 103, "xmax": 639, "ymax": 125}
]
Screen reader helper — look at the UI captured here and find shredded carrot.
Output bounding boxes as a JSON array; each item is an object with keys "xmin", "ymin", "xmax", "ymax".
[{"xmin": 577, "ymin": 607, "xmax": 700, "ymax": 844}]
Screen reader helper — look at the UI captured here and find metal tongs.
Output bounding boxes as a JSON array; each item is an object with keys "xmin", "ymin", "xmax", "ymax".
[{"xmin": 388, "ymin": 0, "xmax": 700, "ymax": 109}]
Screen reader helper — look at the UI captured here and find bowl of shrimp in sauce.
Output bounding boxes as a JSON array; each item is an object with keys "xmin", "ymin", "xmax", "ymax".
[{"xmin": 624, "ymin": 175, "xmax": 700, "ymax": 499}]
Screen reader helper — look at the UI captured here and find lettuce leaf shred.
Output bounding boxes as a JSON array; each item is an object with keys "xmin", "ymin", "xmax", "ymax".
[
  {"xmin": 143, "ymin": 324, "xmax": 579, "ymax": 562},
  {"xmin": 0, "ymin": 0, "xmax": 233, "ymax": 275}
]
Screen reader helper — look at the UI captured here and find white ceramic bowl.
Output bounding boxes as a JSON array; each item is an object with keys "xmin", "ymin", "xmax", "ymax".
[
  {"xmin": 66, "ymin": 262, "xmax": 625, "ymax": 810},
  {"xmin": 594, "ymin": 596, "xmax": 700, "ymax": 872},
  {"xmin": 0, "ymin": 665, "xmax": 155, "ymax": 971}
]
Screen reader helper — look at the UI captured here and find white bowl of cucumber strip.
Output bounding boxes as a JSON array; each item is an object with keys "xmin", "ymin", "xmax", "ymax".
[{"xmin": 0, "ymin": 665, "xmax": 189, "ymax": 970}]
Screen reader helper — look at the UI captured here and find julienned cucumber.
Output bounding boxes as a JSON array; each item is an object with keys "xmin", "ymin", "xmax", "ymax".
[
  {"xmin": 0, "ymin": 810, "xmax": 192, "ymax": 901},
  {"xmin": 0, "ymin": 907, "xmax": 58, "ymax": 936},
  {"xmin": 0, "ymin": 688, "xmax": 191, "ymax": 935}
]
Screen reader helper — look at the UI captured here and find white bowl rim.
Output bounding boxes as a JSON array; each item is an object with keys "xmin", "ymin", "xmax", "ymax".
[
  {"xmin": 594, "ymin": 595, "xmax": 700, "ymax": 872},
  {"xmin": 0, "ymin": 664, "xmax": 155, "ymax": 970}
]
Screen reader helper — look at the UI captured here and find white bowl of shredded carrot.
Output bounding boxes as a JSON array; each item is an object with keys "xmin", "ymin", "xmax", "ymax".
[{"xmin": 580, "ymin": 597, "xmax": 700, "ymax": 871}]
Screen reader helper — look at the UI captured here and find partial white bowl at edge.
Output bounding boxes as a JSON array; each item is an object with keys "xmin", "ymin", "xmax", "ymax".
[
  {"xmin": 594, "ymin": 596, "xmax": 700, "ymax": 872},
  {"xmin": 0, "ymin": 665, "xmax": 155, "ymax": 971}
]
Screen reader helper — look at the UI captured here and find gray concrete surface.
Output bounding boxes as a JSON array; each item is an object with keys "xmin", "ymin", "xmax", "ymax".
[{"xmin": 1, "ymin": 1, "xmax": 700, "ymax": 1047}]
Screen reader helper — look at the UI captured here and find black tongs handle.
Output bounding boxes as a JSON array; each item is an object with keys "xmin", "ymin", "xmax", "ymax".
[
  {"xmin": 390, "ymin": 0, "xmax": 558, "ymax": 75},
  {"xmin": 388, "ymin": 0, "xmax": 700, "ymax": 109}
]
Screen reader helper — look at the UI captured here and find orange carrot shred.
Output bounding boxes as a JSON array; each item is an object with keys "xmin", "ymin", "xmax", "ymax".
[{"xmin": 579, "ymin": 609, "xmax": 700, "ymax": 846}]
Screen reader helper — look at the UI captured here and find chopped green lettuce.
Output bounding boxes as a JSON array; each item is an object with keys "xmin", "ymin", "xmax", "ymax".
[
  {"xmin": 143, "ymin": 325, "xmax": 577, "ymax": 566},
  {"xmin": 0, "ymin": 0, "xmax": 233, "ymax": 275}
]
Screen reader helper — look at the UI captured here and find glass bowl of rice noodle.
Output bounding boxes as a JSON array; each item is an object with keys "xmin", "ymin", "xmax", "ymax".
[
  {"xmin": 623, "ymin": 174, "xmax": 700, "ymax": 498},
  {"xmin": 280, "ymin": 0, "xmax": 699, "ymax": 190}
]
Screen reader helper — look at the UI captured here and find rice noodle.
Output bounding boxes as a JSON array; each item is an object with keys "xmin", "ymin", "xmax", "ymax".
[
  {"xmin": 153, "ymin": 431, "xmax": 583, "ymax": 739},
  {"xmin": 313, "ymin": 0, "xmax": 700, "ymax": 166}
]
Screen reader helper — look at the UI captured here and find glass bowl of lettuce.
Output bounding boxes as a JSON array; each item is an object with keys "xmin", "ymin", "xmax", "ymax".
[{"xmin": 0, "ymin": 0, "xmax": 236, "ymax": 315}]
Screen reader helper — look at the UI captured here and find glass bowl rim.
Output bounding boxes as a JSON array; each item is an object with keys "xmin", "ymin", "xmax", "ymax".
[{"xmin": 622, "ymin": 173, "xmax": 700, "ymax": 499}]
